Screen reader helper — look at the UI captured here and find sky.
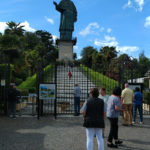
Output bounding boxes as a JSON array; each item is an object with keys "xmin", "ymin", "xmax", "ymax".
[{"xmin": 0, "ymin": 0, "xmax": 150, "ymax": 59}]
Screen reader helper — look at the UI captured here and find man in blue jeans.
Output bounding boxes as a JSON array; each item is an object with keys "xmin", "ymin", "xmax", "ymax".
[
  {"xmin": 74, "ymin": 84, "xmax": 81, "ymax": 116},
  {"xmin": 132, "ymin": 87, "xmax": 143, "ymax": 124}
]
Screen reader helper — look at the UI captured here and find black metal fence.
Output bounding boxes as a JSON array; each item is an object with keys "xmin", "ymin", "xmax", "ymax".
[
  {"xmin": 37, "ymin": 62, "xmax": 120, "ymax": 116},
  {"xmin": 1, "ymin": 61, "xmax": 150, "ymax": 117}
]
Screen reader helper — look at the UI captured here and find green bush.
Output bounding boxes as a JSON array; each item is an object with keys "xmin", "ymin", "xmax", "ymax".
[
  {"xmin": 18, "ymin": 64, "xmax": 53, "ymax": 92},
  {"xmin": 143, "ymin": 91, "xmax": 150, "ymax": 104},
  {"xmin": 19, "ymin": 89, "xmax": 29, "ymax": 96},
  {"xmin": 15, "ymin": 78, "xmax": 23, "ymax": 86},
  {"xmin": 18, "ymin": 74, "xmax": 36, "ymax": 90},
  {"xmin": 28, "ymin": 87, "xmax": 36, "ymax": 93}
]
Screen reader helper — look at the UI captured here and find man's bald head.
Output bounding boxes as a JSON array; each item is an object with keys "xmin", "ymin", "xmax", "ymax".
[{"xmin": 125, "ymin": 83, "xmax": 129, "ymax": 88}]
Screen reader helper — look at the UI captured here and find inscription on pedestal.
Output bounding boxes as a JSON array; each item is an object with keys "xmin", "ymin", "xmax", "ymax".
[{"xmin": 57, "ymin": 40, "xmax": 75, "ymax": 61}]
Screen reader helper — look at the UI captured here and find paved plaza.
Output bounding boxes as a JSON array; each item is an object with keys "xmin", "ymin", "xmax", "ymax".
[{"xmin": 0, "ymin": 115, "xmax": 150, "ymax": 150}]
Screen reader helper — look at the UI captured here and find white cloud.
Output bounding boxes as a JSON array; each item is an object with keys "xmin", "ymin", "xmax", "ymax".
[
  {"xmin": 79, "ymin": 22, "xmax": 102, "ymax": 36},
  {"xmin": 107, "ymin": 28, "xmax": 112, "ymax": 33},
  {"xmin": 94, "ymin": 35, "xmax": 139, "ymax": 53},
  {"xmin": 144, "ymin": 16, "xmax": 150, "ymax": 28},
  {"xmin": 52, "ymin": 35, "xmax": 57, "ymax": 43},
  {"xmin": 135, "ymin": 0, "xmax": 144, "ymax": 11},
  {"xmin": 0, "ymin": 22, "xmax": 8, "ymax": 33},
  {"xmin": 0, "ymin": 21, "xmax": 36, "ymax": 33},
  {"xmin": 45, "ymin": 16, "xmax": 54, "ymax": 25},
  {"xmin": 94, "ymin": 35, "xmax": 118, "ymax": 47},
  {"xmin": 123, "ymin": 0, "xmax": 144, "ymax": 12},
  {"xmin": 117, "ymin": 46, "xmax": 139, "ymax": 53},
  {"xmin": 21, "ymin": 21, "xmax": 36, "ymax": 32},
  {"xmin": 77, "ymin": 55, "xmax": 82, "ymax": 59}
]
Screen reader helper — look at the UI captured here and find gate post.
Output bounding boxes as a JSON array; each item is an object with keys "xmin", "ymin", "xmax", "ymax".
[
  {"xmin": 54, "ymin": 61, "xmax": 57, "ymax": 119},
  {"xmin": 87, "ymin": 67, "xmax": 89, "ymax": 98},
  {"xmin": 118, "ymin": 64, "xmax": 122, "ymax": 88}
]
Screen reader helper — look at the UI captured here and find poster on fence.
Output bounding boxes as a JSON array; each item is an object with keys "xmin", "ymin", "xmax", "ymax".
[
  {"xmin": 1, "ymin": 80, "xmax": 5, "ymax": 86},
  {"xmin": 39, "ymin": 83, "xmax": 56, "ymax": 100},
  {"xmin": 129, "ymin": 83, "xmax": 143, "ymax": 92}
]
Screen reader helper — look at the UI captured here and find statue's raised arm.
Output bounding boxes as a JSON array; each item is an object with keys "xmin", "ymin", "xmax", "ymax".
[
  {"xmin": 53, "ymin": 1, "xmax": 57, "ymax": 6},
  {"xmin": 53, "ymin": 0, "xmax": 77, "ymax": 40}
]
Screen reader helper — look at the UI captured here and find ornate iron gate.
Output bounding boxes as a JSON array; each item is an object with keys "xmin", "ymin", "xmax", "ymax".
[{"xmin": 38, "ymin": 62, "xmax": 120, "ymax": 117}]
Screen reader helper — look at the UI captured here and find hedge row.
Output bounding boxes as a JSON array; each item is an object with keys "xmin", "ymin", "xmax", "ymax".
[
  {"xmin": 79, "ymin": 65, "xmax": 118, "ymax": 95},
  {"xmin": 18, "ymin": 65, "xmax": 53, "ymax": 95}
]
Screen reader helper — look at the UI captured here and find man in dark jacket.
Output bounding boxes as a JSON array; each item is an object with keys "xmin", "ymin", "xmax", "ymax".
[{"xmin": 7, "ymin": 84, "xmax": 19, "ymax": 119}]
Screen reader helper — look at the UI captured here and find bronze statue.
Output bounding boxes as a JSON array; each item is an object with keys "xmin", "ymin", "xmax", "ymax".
[{"xmin": 53, "ymin": 0, "xmax": 77, "ymax": 40}]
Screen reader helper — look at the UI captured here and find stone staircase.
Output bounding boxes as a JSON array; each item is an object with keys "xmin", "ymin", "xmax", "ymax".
[{"xmin": 56, "ymin": 65, "xmax": 95, "ymax": 113}]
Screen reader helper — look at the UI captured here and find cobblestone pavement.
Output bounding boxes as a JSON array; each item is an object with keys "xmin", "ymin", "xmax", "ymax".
[{"xmin": 0, "ymin": 115, "xmax": 150, "ymax": 150}]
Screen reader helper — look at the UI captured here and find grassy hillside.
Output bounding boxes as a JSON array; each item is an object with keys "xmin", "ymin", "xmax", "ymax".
[
  {"xmin": 79, "ymin": 65, "xmax": 119, "ymax": 95},
  {"xmin": 18, "ymin": 65, "xmax": 53, "ymax": 92}
]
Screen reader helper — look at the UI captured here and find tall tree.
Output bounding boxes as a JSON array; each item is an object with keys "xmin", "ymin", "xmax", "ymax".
[
  {"xmin": 100, "ymin": 46, "xmax": 117, "ymax": 64},
  {"xmin": 5, "ymin": 21, "xmax": 25, "ymax": 51},
  {"xmin": 138, "ymin": 51, "xmax": 150, "ymax": 77},
  {"xmin": 35, "ymin": 30, "xmax": 58, "ymax": 62},
  {"xmin": 5, "ymin": 21, "xmax": 25, "ymax": 36},
  {"xmin": 81, "ymin": 46, "xmax": 97, "ymax": 67},
  {"xmin": 24, "ymin": 32, "xmax": 40, "ymax": 50}
]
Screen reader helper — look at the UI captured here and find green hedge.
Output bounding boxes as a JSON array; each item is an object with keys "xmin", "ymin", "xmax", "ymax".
[
  {"xmin": 18, "ymin": 64, "xmax": 53, "ymax": 94},
  {"xmin": 143, "ymin": 91, "xmax": 150, "ymax": 104},
  {"xmin": 80, "ymin": 65, "xmax": 118, "ymax": 95}
]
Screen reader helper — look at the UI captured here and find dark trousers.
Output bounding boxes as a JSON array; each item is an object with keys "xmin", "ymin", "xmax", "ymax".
[
  {"xmin": 74, "ymin": 97, "xmax": 80, "ymax": 115},
  {"xmin": 8, "ymin": 101, "xmax": 16, "ymax": 117},
  {"xmin": 108, "ymin": 117, "xmax": 118, "ymax": 143},
  {"xmin": 133, "ymin": 104, "xmax": 143, "ymax": 122}
]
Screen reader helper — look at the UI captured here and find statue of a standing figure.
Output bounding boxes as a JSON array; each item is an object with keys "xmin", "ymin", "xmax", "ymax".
[{"xmin": 53, "ymin": 0, "xmax": 77, "ymax": 40}]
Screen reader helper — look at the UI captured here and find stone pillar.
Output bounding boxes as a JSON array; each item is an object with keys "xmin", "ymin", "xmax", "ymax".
[{"xmin": 56, "ymin": 39, "xmax": 76, "ymax": 61}]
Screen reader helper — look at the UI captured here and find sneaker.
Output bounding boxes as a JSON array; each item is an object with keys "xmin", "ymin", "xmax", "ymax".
[
  {"xmin": 129, "ymin": 123, "xmax": 133, "ymax": 126},
  {"xmin": 139, "ymin": 122, "xmax": 143, "ymax": 124},
  {"xmin": 107, "ymin": 143, "xmax": 118, "ymax": 148},
  {"xmin": 13, "ymin": 117, "xmax": 16, "ymax": 119},
  {"xmin": 132, "ymin": 121, "xmax": 135, "ymax": 124},
  {"xmin": 115, "ymin": 140, "xmax": 123, "ymax": 145},
  {"xmin": 122, "ymin": 123, "xmax": 128, "ymax": 126}
]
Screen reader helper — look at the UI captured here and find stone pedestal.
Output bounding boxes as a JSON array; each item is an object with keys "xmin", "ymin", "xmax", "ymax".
[{"xmin": 56, "ymin": 39, "xmax": 76, "ymax": 61}]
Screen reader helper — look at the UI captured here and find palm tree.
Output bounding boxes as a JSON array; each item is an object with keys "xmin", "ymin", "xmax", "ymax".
[
  {"xmin": 5, "ymin": 21, "xmax": 25, "ymax": 36},
  {"xmin": 0, "ymin": 21, "xmax": 25, "ymax": 86}
]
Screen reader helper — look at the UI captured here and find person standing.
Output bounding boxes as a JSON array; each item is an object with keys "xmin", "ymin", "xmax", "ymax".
[
  {"xmin": 132, "ymin": 87, "xmax": 143, "ymax": 124},
  {"xmin": 107, "ymin": 87, "xmax": 123, "ymax": 148},
  {"xmin": 74, "ymin": 84, "xmax": 81, "ymax": 116},
  {"xmin": 68, "ymin": 70, "xmax": 72, "ymax": 79},
  {"xmin": 7, "ymin": 84, "xmax": 19, "ymax": 119},
  {"xmin": 121, "ymin": 83, "xmax": 133, "ymax": 126},
  {"xmin": 81, "ymin": 88, "xmax": 104, "ymax": 150},
  {"xmin": 99, "ymin": 87, "xmax": 109, "ymax": 138}
]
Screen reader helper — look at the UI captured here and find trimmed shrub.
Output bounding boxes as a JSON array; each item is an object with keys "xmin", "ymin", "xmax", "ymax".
[
  {"xmin": 143, "ymin": 91, "xmax": 150, "ymax": 104},
  {"xmin": 18, "ymin": 64, "xmax": 53, "ymax": 92}
]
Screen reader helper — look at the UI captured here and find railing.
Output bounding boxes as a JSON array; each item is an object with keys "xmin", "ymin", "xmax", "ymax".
[
  {"xmin": 143, "ymin": 103, "xmax": 150, "ymax": 115},
  {"xmin": 17, "ymin": 95, "xmax": 37, "ymax": 116}
]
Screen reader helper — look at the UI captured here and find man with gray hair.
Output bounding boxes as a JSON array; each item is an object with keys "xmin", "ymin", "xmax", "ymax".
[
  {"xmin": 121, "ymin": 83, "xmax": 133, "ymax": 126},
  {"xmin": 74, "ymin": 84, "xmax": 81, "ymax": 116}
]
